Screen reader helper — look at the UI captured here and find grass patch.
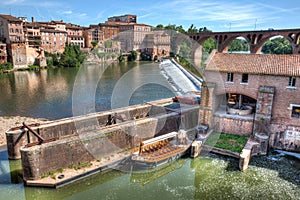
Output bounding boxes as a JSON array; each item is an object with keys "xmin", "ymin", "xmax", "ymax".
[
  {"xmin": 68, "ymin": 162, "xmax": 92, "ymax": 170},
  {"xmin": 204, "ymin": 132, "xmax": 248, "ymax": 153},
  {"xmin": 40, "ymin": 168, "xmax": 64, "ymax": 179}
]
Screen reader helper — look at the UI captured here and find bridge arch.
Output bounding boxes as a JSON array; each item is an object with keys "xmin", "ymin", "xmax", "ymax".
[
  {"xmin": 188, "ymin": 29, "xmax": 300, "ymax": 54},
  {"xmin": 223, "ymin": 90, "xmax": 257, "ymax": 101}
]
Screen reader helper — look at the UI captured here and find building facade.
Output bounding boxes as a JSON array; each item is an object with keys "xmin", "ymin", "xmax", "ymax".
[
  {"xmin": 66, "ymin": 23, "xmax": 85, "ymax": 48},
  {"xmin": 107, "ymin": 14, "xmax": 136, "ymax": 24},
  {"xmin": 0, "ymin": 43, "xmax": 7, "ymax": 63},
  {"xmin": 38, "ymin": 21, "xmax": 68, "ymax": 54},
  {"xmin": 201, "ymin": 51, "xmax": 300, "ymax": 152},
  {"xmin": 0, "ymin": 14, "xmax": 25, "ymax": 44}
]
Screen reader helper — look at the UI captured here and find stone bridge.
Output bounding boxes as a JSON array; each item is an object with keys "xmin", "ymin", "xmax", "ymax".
[{"xmin": 188, "ymin": 28, "xmax": 300, "ymax": 54}]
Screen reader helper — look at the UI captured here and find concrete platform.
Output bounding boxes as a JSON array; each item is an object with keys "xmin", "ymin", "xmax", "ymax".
[{"xmin": 25, "ymin": 152, "xmax": 130, "ymax": 188}]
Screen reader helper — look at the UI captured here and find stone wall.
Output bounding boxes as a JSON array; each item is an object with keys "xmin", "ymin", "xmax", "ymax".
[
  {"xmin": 269, "ymin": 124, "xmax": 300, "ymax": 153},
  {"xmin": 213, "ymin": 115, "xmax": 253, "ymax": 136},
  {"xmin": 6, "ymin": 102, "xmax": 157, "ymax": 159},
  {"xmin": 20, "ymin": 104, "xmax": 199, "ymax": 180}
]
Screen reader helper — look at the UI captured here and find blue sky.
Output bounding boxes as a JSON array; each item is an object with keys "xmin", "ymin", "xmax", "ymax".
[{"xmin": 0, "ymin": 0, "xmax": 299, "ymax": 31}]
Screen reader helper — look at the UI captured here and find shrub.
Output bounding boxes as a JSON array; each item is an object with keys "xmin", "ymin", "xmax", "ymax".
[{"xmin": 0, "ymin": 62, "xmax": 13, "ymax": 71}]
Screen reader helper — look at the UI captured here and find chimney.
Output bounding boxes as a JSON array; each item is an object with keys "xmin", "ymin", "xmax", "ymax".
[{"xmin": 31, "ymin": 17, "xmax": 34, "ymax": 23}]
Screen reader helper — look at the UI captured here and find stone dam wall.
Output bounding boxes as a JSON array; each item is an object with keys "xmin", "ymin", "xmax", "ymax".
[
  {"xmin": 6, "ymin": 98, "xmax": 174, "ymax": 160},
  {"xmin": 6, "ymin": 98, "xmax": 200, "ymax": 180}
]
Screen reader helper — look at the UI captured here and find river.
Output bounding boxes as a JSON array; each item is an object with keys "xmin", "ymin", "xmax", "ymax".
[{"xmin": 0, "ymin": 61, "xmax": 299, "ymax": 199}]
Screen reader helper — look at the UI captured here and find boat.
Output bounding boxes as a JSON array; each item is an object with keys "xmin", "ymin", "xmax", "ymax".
[{"xmin": 131, "ymin": 131, "xmax": 191, "ymax": 169}]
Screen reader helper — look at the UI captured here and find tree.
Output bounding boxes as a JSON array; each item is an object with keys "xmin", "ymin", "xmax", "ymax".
[
  {"xmin": 187, "ymin": 24, "xmax": 198, "ymax": 33},
  {"xmin": 179, "ymin": 39, "xmax": 192, "ymax": 59},
  {"xmin": 262, "ymin": 37, "xmax": 292, "ymax": 54},
  {"xmin": 165, "ymin": 24, "xmax": 176, "ymax": 31},
  {"xmin": 91, "ymin": 41, "xmax": 98, "ymax": 48},
  {"xmin": 140, "ymin": 52, "xmax": 151, "ymax": 61},
  {"xmin": 228, "ymin": 39, "xmax": 249, "ymax": 52},
  {"xmin": 202, "ymin": 38, "xmax": 216, "ymax": 53},
  {"xmin": 59, "ymin": 44, "xmax": 86, "ymax": 67},
  {"xmin": 175, "ymin": 25, "xmax": 186, "ymax": 34},
  {"xmin": 118, "ymin": 55, "xmax": 124, "ymax": 62},
  {"xmin": 156, "ymin": 24, "xmax": 164, "ymax": 29},
  {"xmin": 128, "ymin": 50, "xmax": 138, "ymax": 61},
  {"xmin": 198, "ymin": 27, "xmax": 211, "ymax": 33},
  {"xmin": 45, "ymin": 51, "xmax": 59, "ymax": 66}
]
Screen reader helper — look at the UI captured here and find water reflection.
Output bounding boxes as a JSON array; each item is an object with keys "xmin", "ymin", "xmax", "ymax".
[{"xmin": 0, "ymin": 62, "xmax": 174, "ymax": 120}]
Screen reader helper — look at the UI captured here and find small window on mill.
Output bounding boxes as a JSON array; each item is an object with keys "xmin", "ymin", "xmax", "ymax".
[
  {"xmin": 241, "ymin": 74, "xmax": 248, "ymax": 83},
  {"xmin": 292, "ymin": 105, "xmax": 300, "ymax": 118},
  {"xmin": 227, "ymin": 73, "xmax": 233, "ymax": 82},
  {"xmin": 288, "ymin": 77, "xmax": 296, "ymax": 87}
]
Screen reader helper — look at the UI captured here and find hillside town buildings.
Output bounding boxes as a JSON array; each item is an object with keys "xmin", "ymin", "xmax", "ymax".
[{"xmin": 0, "ymin": 13, "xmax": 171, "ymax": 69}]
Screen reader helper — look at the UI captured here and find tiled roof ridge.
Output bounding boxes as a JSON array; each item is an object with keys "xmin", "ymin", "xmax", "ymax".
[
  {"xmin": 206, "ymin": 52, "xmax": 300, "ymax": 76},
  {"xmin": 0, "ymin": 14, "xmax": 22, "ymax": 22}
]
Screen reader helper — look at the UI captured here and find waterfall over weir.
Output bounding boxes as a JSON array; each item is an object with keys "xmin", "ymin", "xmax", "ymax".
[{"xmin": 159, "ymin": 59, "xmax": 202, "ymax": 95}]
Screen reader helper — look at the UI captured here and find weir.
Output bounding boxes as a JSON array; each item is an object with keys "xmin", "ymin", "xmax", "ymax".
[{"xmin": 5, "ymin": 98, "xmax": 200, "ymax": 184}]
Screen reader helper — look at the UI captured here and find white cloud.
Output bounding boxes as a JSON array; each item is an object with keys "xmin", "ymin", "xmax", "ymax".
[
  {"xmin": 96, "ymin": 10, "xmax": 106, "ymax": 20},
  {"xmin": 142, "ymin": 0, "xmax": 289, "ymax": 31},
  {"xmin": 139, "ymin": 13, "xmax": 152, "ymax": 19},
  {"xmin": 78, "ymin": 13, "xmax": 87, "ymax": 17},
  {"xmin": 63, "ymin": 10, "xmax": 72, "ymax": 14},
  {"xmin": 1, "ymin": 0, "xmax": 25, "ymax": 5}
]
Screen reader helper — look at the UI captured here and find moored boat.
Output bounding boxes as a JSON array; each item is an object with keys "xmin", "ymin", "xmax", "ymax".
[{"xmin": 131, "ymin": 131, "xmax": 191, "ymax": 168}]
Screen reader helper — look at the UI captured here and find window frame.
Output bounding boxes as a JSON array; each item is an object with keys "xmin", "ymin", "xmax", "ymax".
[
  {"xmin": 226, "ymin": 72, "xmax": 234, "ymax": 82},
  {"xmin": 291, "ymin": 104, "xmax": 300, "ymax": 118},
  {"xmin": 288, "ymin": 76, "xmax": 296, "ymax": 87},
  {"xmin": 241, "ymin": 74, "xmax": 248, "ymax": 84}
]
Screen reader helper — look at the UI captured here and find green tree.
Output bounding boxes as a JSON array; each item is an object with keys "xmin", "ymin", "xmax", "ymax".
[
  {"xmin": 175, "ymin": 25, "xmax": 186, "ymax": 34},
  {"xmin": 198, "ymin": 27, "xmax": 212, "ymax": 33},
  {"xmin": 202, "ymin": 38, "xmax": 216, "ymax": 53},
  {"xmin": 0, "ymin": 62, "xmax": 13, "ymax": 72},
  {"xmin": 165, "ymin": 24, "xmax": 176, "ymax": 31},
  {"xmin": 187, "ymin": 24, "xmax": 198, "ymax": 33},
  {"xmin": 262, "ymin": 37, "xmax": 292, "ymax": 54},
  {"xmin": 118, "ymin": 55, "xmax": 124, "ymax": 62},
  {"xmin": 156, "ymin": 24, "xmax": 164, "ymax": 29},
  {"xmin": 179, "ymin": 39, "xmax": 192, "ymax": 59},
  {"xmin": 128, "ymin": 50, "xmax": 138, "ymax": 61},
  {"xmin": 91, "ymin": 41, "xmax": 98, "ymax": 48},
  {"xmin": 59, "ymin": 44, "xmax": 86, "ymax": 67},
  {"xmin": 45, "ymin": 51, "xmax": 59, "ymax": 66},
  {"xmin": 228, "ymin": 39, "xmax": 249, "ymax": 52}
]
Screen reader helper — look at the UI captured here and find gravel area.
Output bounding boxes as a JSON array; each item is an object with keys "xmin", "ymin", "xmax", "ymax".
[{"xmin": 0, "ymin": 116, "xmax": 48, "ymax": 146}]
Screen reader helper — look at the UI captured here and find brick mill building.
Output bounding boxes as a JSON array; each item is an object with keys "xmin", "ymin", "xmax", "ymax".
[{"xmin": 200, "ymin": 51, "xmax": 300, "ymax": 152}]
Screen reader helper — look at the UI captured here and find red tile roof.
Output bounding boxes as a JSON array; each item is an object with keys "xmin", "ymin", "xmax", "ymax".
[
  {"xmin": 205, "ymin": 52, "xmax": 300, "ymax": 76},
  {"xmin": 0, "ymin": 14, "xmax": 22, "ymax": 22}
]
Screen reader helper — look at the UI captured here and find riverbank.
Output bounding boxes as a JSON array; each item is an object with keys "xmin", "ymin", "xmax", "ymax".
[{"xmin": 0, "ymin": 116, "xmax": 48, "ymax": 146}]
